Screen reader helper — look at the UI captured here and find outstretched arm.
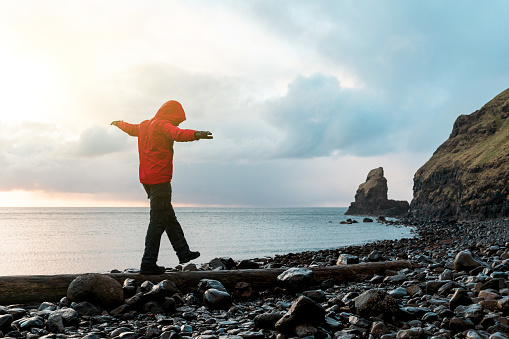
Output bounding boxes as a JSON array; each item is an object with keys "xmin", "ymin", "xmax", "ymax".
[{"xmin": 111, "ymin": 120, "xmax": 139, "ymax": 137}]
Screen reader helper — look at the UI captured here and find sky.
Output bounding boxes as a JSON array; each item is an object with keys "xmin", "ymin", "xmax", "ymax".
[{"xmin": 0, "ymin": 1, "xmax": 508, "ymax": 207}]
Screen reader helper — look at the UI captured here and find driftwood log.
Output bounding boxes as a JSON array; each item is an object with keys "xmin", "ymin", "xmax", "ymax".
[{"xmin": 0, "ymin": 260, "xmax": 411, "ymax": 305}]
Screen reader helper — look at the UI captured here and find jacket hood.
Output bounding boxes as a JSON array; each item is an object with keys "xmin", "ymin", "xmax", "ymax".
[{"xmin": 154, "ymin": 100, "xmax": 186, "ymax": 125}]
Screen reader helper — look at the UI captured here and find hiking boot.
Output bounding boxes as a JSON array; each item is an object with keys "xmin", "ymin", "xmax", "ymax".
[
  {"xmin": 140, "ymin": 265, "xmax": 166, "ymax": 275},
  {"xmin": 179, "ymin": 251, "xmax": 200, "ymax": 264}
]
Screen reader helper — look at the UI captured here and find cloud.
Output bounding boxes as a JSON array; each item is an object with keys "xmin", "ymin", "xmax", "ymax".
[
  {"xmin": 68, "ymin": 125, "xmax": 130, "ymax": 157},
  {"xmin": 263, "ymin": 73, "xmax": 394, "ymax": 158}
]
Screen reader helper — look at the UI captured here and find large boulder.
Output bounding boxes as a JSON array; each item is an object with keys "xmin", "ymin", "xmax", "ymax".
[
  {"xmin": 345, "ymin": 167, "xmax": 409, "ymax": 217},
  {"xmin": 411, "ymin": 88, "xmax": 509, "ymax": 220},
  {"xmin": 275, "ymin": 296, "xmax": 325, "ymax": 335},
  {"xmin": 354, "ymin": 289, "xmax": 400, "ymax": 322},
  {"xmin": 67, "ymin": 273, "xmax": 124, "ymax": 310}
]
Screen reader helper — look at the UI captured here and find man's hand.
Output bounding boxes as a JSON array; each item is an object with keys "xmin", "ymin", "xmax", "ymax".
[
  {"xmin": 194, "ymin": 131, "xmax": 213, "ymax": 140},
  {"xmin": 110, "ymin": 120, "xmax": 122, "ymax": 126}
]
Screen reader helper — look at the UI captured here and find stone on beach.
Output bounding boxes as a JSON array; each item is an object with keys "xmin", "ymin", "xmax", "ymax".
[
  {"xmin": 274, "ymin": 296, "xmax": 325, "ymax": 335},
  {"xmin": 67, "ymin": 273, "xmax": 124, "ymax": 309},
  {"xmin": 354, "ymin": 288, "xmax": 400, "ymax": 321},
  {"xmin": 277, "ymin": 267, "xmax": 313, "ymax": 291},
  {"xmin": 203, "ymin": 288, "xmax": 232, "ymax": 310},
  {"xmin": 454, "ymin": 250, "xmax": 487, "ymax": 272},
  {"xmin": 336, "ymin": 253, "xmax": 360, "ymax": 265}
]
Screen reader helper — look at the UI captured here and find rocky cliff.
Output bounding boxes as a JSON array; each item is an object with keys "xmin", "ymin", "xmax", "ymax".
[
  {"xmin": 411, "ymin": 88, "xmax": 509, "ymax": 220},
  {"xmin": 345, "ymin": 167, "xmax": 409, "ymax": 217}
]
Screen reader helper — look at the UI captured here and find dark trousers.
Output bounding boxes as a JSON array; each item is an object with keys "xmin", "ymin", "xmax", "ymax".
[{"xmin": 141, "ymin": 182, "xmax": 190, "ymax": 268}]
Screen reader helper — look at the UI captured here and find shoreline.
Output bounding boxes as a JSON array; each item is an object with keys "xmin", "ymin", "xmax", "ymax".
[{"xmin": 2, "ymin": 218, "xmax": 509, "ymax": 338}]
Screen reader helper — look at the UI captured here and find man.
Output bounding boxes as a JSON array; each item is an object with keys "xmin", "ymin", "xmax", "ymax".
[{"xmin": 111, "ymin": 100, "xmax": 212, "ymax": 275}]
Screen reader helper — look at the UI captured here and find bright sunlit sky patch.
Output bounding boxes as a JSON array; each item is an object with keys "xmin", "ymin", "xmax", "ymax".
[{"xmin": 1, "ymin": 1, "xmax": 508, "ymax": 207}]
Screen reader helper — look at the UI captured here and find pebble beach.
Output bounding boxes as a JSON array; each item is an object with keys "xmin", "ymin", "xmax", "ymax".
[{"xmin": 2, "ymin": 218, "xmax": 509, "ymax": 339}]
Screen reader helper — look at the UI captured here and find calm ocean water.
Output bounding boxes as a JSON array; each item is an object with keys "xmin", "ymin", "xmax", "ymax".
[{"xmin": 0, "ymin": 207, "xmax": 413, "ymax": 276}]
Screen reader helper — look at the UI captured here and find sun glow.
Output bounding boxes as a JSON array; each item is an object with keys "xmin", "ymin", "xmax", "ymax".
[
  {"xmin": 0, "ymin": 48, "xmax": 64, "ymax": 122},
  {"xmin": 0, "ymin": 191, "xmax": 148, "ymax": 208}
]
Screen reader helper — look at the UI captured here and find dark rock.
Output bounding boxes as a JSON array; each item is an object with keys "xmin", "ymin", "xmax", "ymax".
[
  {"xmin": 275, "ymin": 296, "xmax": 326, "ymax": 335},
  {"xmin": 15, "ymin": 316, "xmax": 44, "ymax": 330},
  {"xmin": 110, "ymin": 327, "xmax": 133, "ymax": 337},
  {"xmin": 67, "ymin": 273, "xmax": 124, "ymax": 309},
  {"xmin": 277, "ymin": 267, "xmax": 313, "ymax": 291},
  {"xmin": 455, "ymin": 304, "xmax": 484, "ymax": 324},
  {"xmin": 354, "ymin": 289, "xmax": 400, "ymax": 321},
  {"xmin": 7, "ymin": 307, "xmax": 27, "ymax": 320},
  {"xmin": 449, "ymin": 317, "xmax": 475, "ymax": 333},
  {"xmin": 209, "ymin": 257, "xmax": 236, "ymax": 270},
  {"xmin": 254, "ymin": 312, "xmax": 284, "ymax": 330},
  {"xmin": 47, "ymin": 312, "xmax": 65, "ymax": 333},
  {"xmin": 237, "ymin": 260, "xmax": 261, "ymax": 270},
  {"xmin": 337, "ymin": 254, "xmax": 360, "ymax": 265},
  {"xmin": 345, "ymin": 167, "xmax": 409, "ymax": 217},
  {"xmin": 454, "ymin": 251, "xmax": 486, "ymax": 271},
  {"xmin": 479, "ymin": 278, "xmax": 506, "ymax": 291},
  {"xmin": 363, "ymin": 218, "xmax": 374, "ymax": 223},
  {"xmin": 198, "ymin": 279, "xmax": 227, "ymax": 295},
  {"xmin": 123, "ymin": 278, "xmax": 137, "ymax": 298},
  {"xmin": 161, "ymin": 297, "xmax": 176, "ymax": 314},
  {"xmin": 143, "ymin": 284, "xmax": 167, "ymax": 302},
  {"xmin": 71, "ymin": 301, "xmax": 100, "ymax": 317},
  {"xmin": 203, "ymin": 289, "xmax": 232, "ymax": 310},
  {"xmin": 396, "ymin": 328, "xmax": 423, "ymax": 339},
  {"xmin": 497, "ymin": 296, "xmax": 509, "ymax": 314},
  {"xmin": 371, "ymin": 321, "xmax": 389, "ymax": 337},
  {"xmin": 0, "ymin": 314, "xmax": 13, "ymax": 332},
  {"xmin": 51, "ymin": 307, "xmax": 79, "ymax": 326},
  {"xmin": 59, "ymin": 296, "xmax": 71, "ymax": 308},
  {"xmin": 38, "ymin": 302, "xmax": 56, "ymax": 312},
  {"xmin": 142, "ymin": 301, "xmax": 163, "ymax": 314},
  {"xmin": 234, "ymin": 282, "xmax": 255, "ymax": 299},
  {"xmin": 303, "ymin": 290, "xmax": 326, "ymax": 303},
  {"xmin": 158, "ymin": 280, "xmax": 181, "ymax": 296},
  {"xmin": 449, "ymin": 288, "xmax": 473, "ymax": 310},
  {"xmin": 140, "ymin": 280, "xmax": 154, "ymax": 292},
  {"xmin": 367, "ymin": 250, "xmax": 386, "ymax": 262}
]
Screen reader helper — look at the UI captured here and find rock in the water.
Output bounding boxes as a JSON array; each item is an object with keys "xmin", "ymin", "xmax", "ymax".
[
  {"xmin": 336, "ymin": 253, "xmax": 360, "ymax": 265},
  {"xmin": 67, "ymin": 273, "xmax": 124, "ymax": 309},
  {"xmin": 277, "ymin": 267, "xmax": 313, "ymax": 291},
  {"xmin": 203, "ymin": 288, "xmax": 232, "ymax": 310},
  {"xmin": 345, "ymin": 167, "xmax": 409, "ymax": 217},
  {"xmin": 354, "ymin": 289, "xmax": 400, "ymax": 321},
  {"xmin": 275, "ymin": 296, "xmax": 325, "ymax": 335},
  {"xmin": 454, "ymin": 250, "xmax": 486, "ymax": 271}
]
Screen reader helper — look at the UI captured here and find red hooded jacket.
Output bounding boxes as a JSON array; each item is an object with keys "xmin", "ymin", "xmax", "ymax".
[{"xmin": 116, "ymin": 100, "xmax": 197, "ymax": 185}]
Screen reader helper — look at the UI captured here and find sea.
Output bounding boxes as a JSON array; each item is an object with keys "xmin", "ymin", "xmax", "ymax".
[{"xmin": 0, "ymin": 207, "xmax": 413, "ymax": 276}]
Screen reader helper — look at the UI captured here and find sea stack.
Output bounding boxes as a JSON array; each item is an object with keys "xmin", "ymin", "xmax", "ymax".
[
  {"xmin": 411, "ymin": 88, "xmax": 509, "ymax": 220},
  {"xmin": 345, "ymin": 167, "xmax": 409, "ymax": 217}
]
